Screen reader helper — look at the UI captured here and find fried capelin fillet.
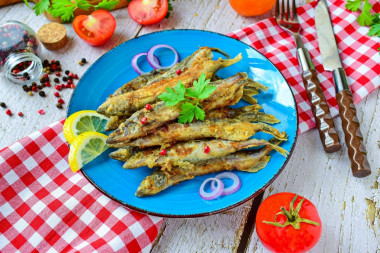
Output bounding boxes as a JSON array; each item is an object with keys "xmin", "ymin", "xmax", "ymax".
[
  {"xmin": 123, "ymin": 138, "xmax": 288, "ymax": 169},
  {"xmin": 206, "ymin": 106, "xmax": 280, "ymax": 124},
  {"xmin": 124, "ymin": 119, "xmax": 287, "ymax": 148},
  {"xmin": 107, "ymin": 73, "xmax": 247, "ymax": 147},
  {"xmin": 97, "ymin": 47, "xmax": 242, "ymax": 116},
  {"xmin": 135, "ymin": 139, "xmax": 282, "ymax": 197},
  {"xmin": 111, "ymin": 68, "xmax": 169, "ymax": 97}
]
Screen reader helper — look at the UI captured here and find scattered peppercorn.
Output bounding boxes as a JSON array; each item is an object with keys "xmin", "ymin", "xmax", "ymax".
[
  {"xmin": 31, "ymin": 82, "xmax": 37, "ymax": 86},
  {"xmin": 54, "ymin": 92, "xmax": 60, "ymax": 97},
  {"xmin": 37, "ymin": 109, "xmax": 45, "ymax": 115},
  {"xmin": 28, "ymin": 91, "xmax": 33, "ymax": 96},
  {"xmin": 78, "ymin": 61, "xmax": 84, "ymax": 66},
  {"xmin": 70, "ymin": 84, "xmax": 76, "ymax": 89},
  {"xmin": 18, "ymin": 112, "xmax": 23, "ymax": 117},
  {"xmin": 23, "ymin": 72, "xmax": 29, "ymax": 77},
  {"xmin": 43, "ymin": 73, "xmax": 48, "ymax": 79},
  {"xmin": 26, "ymin": 76, "xmax": 30, "ymax": 80},
  {"xmin": 55, "ymin": 85, "xmax": 61, "ymax": 91},
  {"xmin": 32, "ymin": 86, "xmax": 38, "ymax": 92},
  {"xmin": 0, "ymin": 102, "xmax": 6, "ymax": 108},
  {"xmin": 81, "ymin": 58, "xmax": 87, "ymax": 63},
  {"xmin": 176, "ymin": 69, "xmax": 182, "ymax": 75},
  {"xmin": 55, "ymin": 72, "xmax": 61, "ymax": 76},
  {"xmin": 204, "ymin": 146, "xmax": 210, "ymax": 154},
  {"xmin": 37, "ymin": 85, "xmax": 43, "ymax": 89},
  {"xmin": 39, "ymin": 91, "xmax": 45, "ymax": 97},
  {"xmin": 57, "ymin": 98, "xmax": 64, "ymax": 104},
  {"xmin": 65, "ymin": 70, "xmax": 70, "ymax": 75},
  {"xmin": 159, "ymin": 149, "xmax": 167, "ymax": 155},
  {"xmin": 5, "ymin": 109, "xmax": 12, "ymax": 115},
  {"xmin": 45, "ymin": 82, "xmax": 51, "ymax": 87},
  {"xmin": 145, "ymin": 104, "xmax": 152, "ymax": 110},
  {"xmin": 54, "ymin": 78, "xmax": 59, "ymax": 83},
  {"xmin": 64, "ymin": 83, "xmax": 70, "ymax": 88},
  {"xmin": 140, "ymin": 117, "xmax": 148, "ymax": 124},
  {"xmin": 62, "ymin": 76, "xmax": 67, "ymax": 82},
  {"xmin": 56, "ymin": 103, "xmax": 63, "ymax": 109}
]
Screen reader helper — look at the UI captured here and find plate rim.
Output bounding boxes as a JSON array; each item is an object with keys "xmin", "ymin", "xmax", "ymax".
[{"xmin": 67, "ymin": 29, "xmax": 299, "ymax": 218}]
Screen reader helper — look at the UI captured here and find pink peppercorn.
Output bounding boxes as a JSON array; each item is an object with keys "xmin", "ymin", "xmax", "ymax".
[
  {"xmin": 159, "ymin": 149, "xmax": 167, "ymax": 155},
  {"xmin": 55, "ymin": 72, "xmax": 61, "ymax": 76},
  {"xmin": 140, "ymin": 117, "xmax": 148, "ymax": 124},
  {"xmin": 5, "ymin": 109, "xmax": 12, "ymax": 115},
  {"xmin": 44, "ymin": 82, "xmax": 51, "ymax": 87},
  {"xmin": 145, "ymin": 104, "xmax": 152, "ymax": 110},
  {"xmin": 55, "ymin": 85, "xmax": 61, "ymax": 91},
  {"xmin": 32, "ymin": 86, "xmax": 38, "ymax": 92},
  {"xmin": 176, "ymin": 69, "xmax": 182, "ymax": 75},
  {"xmin": 57, "ymin": 98, "xmax": 64, "ymax": 104},
  {"xmin": 54, "ymin": 92, "xmax": 60, "ymax": 97},
  {"xmin": 70, "ymin": 84, "xmax": 76, "ymax": 89},
  {"xmin": 204, "ymin": 146, "xmax": 210, "ymax": 154},
  {"xmin": 18, "ymin": 112, "xmax": 23, "ymax": 117},
  {"xmin": 38, "ymin": 109, "xmax": 45, "ymax": 115},
  {"xmin": 43, "ymin": 74, "xmax": 48, "ymax": 79},
  {"xmin": 65, "ymin": 84, "xmax": 71, "ymax": 88}
]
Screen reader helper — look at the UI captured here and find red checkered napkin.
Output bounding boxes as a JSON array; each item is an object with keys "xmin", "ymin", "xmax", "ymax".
[
  {"xmin": 228, "ymin": 0, "xmax": 380, "ymax": 133},
  {"xmin": 0, "ymin": 119, "xmax": 163, "ymax": 253}
]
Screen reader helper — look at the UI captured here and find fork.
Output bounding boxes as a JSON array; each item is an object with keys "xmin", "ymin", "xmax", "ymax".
[{"xmin": 275, "ymin": 0, "xmax": 342, "ymax": 153}]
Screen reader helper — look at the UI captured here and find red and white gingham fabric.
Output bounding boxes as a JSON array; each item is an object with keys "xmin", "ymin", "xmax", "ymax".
[
  {"xmin": 0, "ymin": 119, "xmax": 163, "ymax": 252},
  {"xmin": 228, "ymin": 0, "xmax": 380, "ymax": 133}
]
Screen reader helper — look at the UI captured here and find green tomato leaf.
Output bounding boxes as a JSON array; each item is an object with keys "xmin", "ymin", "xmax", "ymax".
[
  {"xmin": 357, "ymin": 0, "xmax": 374, "ymax": 26},
  {"xmin": 96, "ymin": 0, "xmax": 119, "ymax": 10},
  {"xmin": 32, "ymin": 0, "xmax": 50, "ymax": 15},
  {"xmin": 194, "ymin": 106, "xmax": 205, "ymax": 121},
  {"xmin": 178, "ymin": 102, "xmax": 196, "ymax": 123},
  {"xmin": 345, "ymin": 0, "xmax": 363, "ymax": 12}
]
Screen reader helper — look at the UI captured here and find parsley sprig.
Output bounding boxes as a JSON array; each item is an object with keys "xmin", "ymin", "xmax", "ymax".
[
  {"xmin": 346, "ymin": 0, "xmax": 380, "ymax": 52},
  {"xmin": 24, "ymin": 0, "xmax": 119, "ymax": 22},
  {"xmin": 158, "ymin": 73, "xmax": 216, "ymax": 124}
]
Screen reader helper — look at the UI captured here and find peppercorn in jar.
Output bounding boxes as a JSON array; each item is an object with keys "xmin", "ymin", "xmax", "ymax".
[{"xmin": 0, "ymin": 20, "xmax": 42, "ymax": 84}]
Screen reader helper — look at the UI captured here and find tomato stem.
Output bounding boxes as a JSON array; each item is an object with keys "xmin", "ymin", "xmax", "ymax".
[{"xmin": 262, "ymin": 194, "xmax": 320, "ymax": 230}]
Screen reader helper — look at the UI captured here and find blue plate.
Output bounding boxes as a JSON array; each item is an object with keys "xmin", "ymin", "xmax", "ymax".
[{"xmin": 67, "ymin": 30, "xmax": 298, "ymax": 217}]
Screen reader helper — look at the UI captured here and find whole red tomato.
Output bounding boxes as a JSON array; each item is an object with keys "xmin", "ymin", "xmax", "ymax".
[
  {"xmin": 229, "ymin": 0, "xmax": 276, "ymax": 16},
  {"xmin": 73, "ymin": 10, "xmax": 116, "ymax": 46},
  {"xmin": 128, "ymin": 0, "xmax": 168, "ymax": 25},
  {"xmin": 256, "ymin": 193, "xmax": 322, "ymax": 253}
]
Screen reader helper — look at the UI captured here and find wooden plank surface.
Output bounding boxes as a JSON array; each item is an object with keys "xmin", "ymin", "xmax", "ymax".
[{"xmin": 1, "ymin": 1, "xmax": 379, "ymax": 252}]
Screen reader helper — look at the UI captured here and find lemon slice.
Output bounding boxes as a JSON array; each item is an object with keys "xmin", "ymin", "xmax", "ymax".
[
  {"xmin": 63, "ymin": 110, "xmax": 109, "ymax": 144},
  {"xmin": 68, "ymin": 132, "xmax": 109, "ymax": 173}
]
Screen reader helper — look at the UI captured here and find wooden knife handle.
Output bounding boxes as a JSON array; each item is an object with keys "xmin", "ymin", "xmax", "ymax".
[
  {"xmin": 302, "ymin": 69, "xmax": 342, "ymax": 153},
  {"xmin": 336, "ymin": 90, "xmax": 371, "ymax": 178}
]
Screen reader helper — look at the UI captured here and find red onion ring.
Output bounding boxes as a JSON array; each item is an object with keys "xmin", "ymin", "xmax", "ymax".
[
  {"xmin": 199, "ymin": 178, "xmax": 224, "ymax": 200},
  {"xmin": 147, "ymin": 44, "xmax": 179, "ymax": 69},
  {"xmin": 131, "ymin": 52, "xmax": 160, "ymax": 75},
  {"xmin": 211, "ymin": 172, "xmax": 241, "ymax": 196}
]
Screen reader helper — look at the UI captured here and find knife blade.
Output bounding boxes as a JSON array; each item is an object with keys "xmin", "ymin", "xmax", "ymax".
[{"xmin": 315, "ymin": 0, "xmax": 371, "ymax": 177}]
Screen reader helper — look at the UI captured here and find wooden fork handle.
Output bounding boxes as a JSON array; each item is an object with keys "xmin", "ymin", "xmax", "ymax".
[{"xmin": 298, "ymin": 48, "xmax": 342, "ymax": 153}]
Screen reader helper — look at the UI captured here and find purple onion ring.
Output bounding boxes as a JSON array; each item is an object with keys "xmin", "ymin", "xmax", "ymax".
[
  {"xmin": 147, "ymin": 44, "xmax": 179, "ymax": 69},
  {"xmin": 211, "ymin": 172, "xmax": 241, "ymax": 196},
  {"xmin": 199, "ymin": 178, "xmax": 224, "ymax": 200},
  {"xmin": 131, "ymin": 52, "xmax": 160, "ymax": 75}
]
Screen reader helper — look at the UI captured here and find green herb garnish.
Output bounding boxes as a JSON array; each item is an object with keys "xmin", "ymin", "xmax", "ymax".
[
  {"xmin": 158, "ymin": 73, "xmax": 216, "ymax": 124},
  {"xmin": 24, "ymin": 0, "xmax": 119, "ymax": 22},
  {"xmin": 346, "ymin": 0, "xmax": 380, "ymax": 53}
]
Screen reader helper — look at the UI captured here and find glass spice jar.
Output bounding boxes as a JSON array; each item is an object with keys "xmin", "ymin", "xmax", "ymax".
[{"xmin": 0, "ymin": 20, "xmax": 42, "ymax": 85}]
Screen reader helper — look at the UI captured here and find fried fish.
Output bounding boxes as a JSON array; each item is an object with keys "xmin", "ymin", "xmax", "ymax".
[
  {"xmin": 123, "ymin": 138, "xmax": 288, "ymax": 169},
  {"xmin": 97, "ymin": 48, "xmax": 242, "ymax": 116},
  {"xmin": 107, "ymin": 73, "xmax": 247, "ymax": 146},
  {"xmin": 135, "ymin": 139, "xmax": 281, "ymax": 197},
  {"xmin": 125, "ymin": 119, "xmax": 287, "ymax": 148}
]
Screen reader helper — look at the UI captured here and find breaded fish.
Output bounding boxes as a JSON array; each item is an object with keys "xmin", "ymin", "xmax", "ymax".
[
  {"xmin": 107, "ymin": 73, "xmax": 247, "ymax": 147},
  {"xmin": 135, "ymin": 139, "xmax": 281, "ymax": 197},
  {"xmin": 126, "ymin": 119, "xmax": 287, "ymax": 148},
  {"xmin": 97, "ymin": 48, "xmax": 242, "ymax": 116},
  {"xmin": 112, "ymin": 68, "xmax": 169, "ymax": 96},
  {"xmin": 123, "ymin": 138, "xmax": 288, "ymax": 169},
  {"xmin": 109, "ymin": 147, "xmax": 139, "ymax": 161}
]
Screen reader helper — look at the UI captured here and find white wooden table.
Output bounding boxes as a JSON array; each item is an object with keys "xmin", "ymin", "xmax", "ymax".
[{"xmin": 1, "ymin": 1, "xmax": 379, "ymax": 252}]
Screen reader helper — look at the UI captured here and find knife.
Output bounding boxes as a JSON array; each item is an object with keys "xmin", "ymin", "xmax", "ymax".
[{"xmin": 315, "ymin": 0, "xmax": 371, "ymax": 178}]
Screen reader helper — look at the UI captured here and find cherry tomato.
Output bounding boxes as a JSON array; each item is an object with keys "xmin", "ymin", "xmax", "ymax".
[
  {"xmin": 73, "ymin": 10, "xmax": 116, "ymax": 46},
  {"xmin": 256, "ymin": 193, "xmax": 322, "ymax": 253},
  {"xmin": 229, "ymin": 0, "xmax": 276, "ymax": 16},
  {"xmin": 128, "ymin": 0, "xmax": 168, "ymax": 25}
]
